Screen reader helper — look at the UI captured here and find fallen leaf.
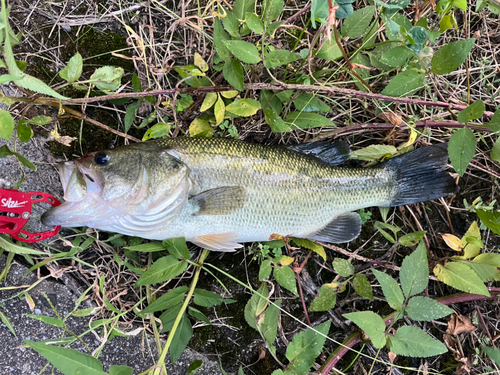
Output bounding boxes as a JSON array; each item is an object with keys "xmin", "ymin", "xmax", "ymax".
[{"xmin": 446, "ymin": 313, "xmax": 477, "ymax": 336}]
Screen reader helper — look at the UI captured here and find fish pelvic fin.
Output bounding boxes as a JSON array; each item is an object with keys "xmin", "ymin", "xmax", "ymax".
[
  {"xmin": 383, "ymin": 143, "xmax": 459, "ymax": 206},
  {"xmin": 308, "ymin": 212, "xmax": 362, "ymax": 243},
  {"xmin": 191, "ymin": 232, "xmax": 243, "ymax": 252},
  {"xmin": 189, "ymin": 186, "xmax": 246, "ymax": 216}
]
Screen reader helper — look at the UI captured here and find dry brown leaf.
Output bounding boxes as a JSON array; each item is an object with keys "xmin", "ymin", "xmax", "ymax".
[
  {"xmin": 446, "ymin": 313, "xmax": 477, "ymax": 336},
  {"xmin": 51, "ymin": 128, "xmax": 77, "ymax": 147},
  {"xmin": 388, "ymin": 351, "xmax": 397, "ymax": 364},
  {"xmin": 441, "ymin": 233, "xmax": 464, "ymax": 251},
  {"xmin": 377, "ymin": 111, "xmax": 403, "ymax": 126}
]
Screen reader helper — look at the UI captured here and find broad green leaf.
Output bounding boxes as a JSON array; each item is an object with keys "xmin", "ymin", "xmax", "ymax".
[
  {"xmin": 476, "ymin": 210, "xmax": 500, "ymax": 235},
  {"xmin": 26, "ymin": 340, "xmax": 106, "ymax": 375},
  {"xmin": 431, "ymin": 39, "xmax": 475, "ymax": 75},
  {"xmin": 214, "ymin": 95, "xmax": 225, "ymax": 125},
  {"xmin": 163, "ymin": 237, "xmax": 190, "ymax": 259},
  {"xmin": 261, "ymin": 90, "xmax": 291, "ymax": 132},
  {"xmin": 316, "ymin": 41, "xmax": 342, "ymax": 61},
  {"xmin": 132, "ymin": 73, "xmax": 142, "ymax": 92},
  {"xmin": 15, "ymin": 74, "xmax": 68, "ymax": 99},
  {"xmin": 399, "ymin": 231, "xmax": 427, "ymax": 247},
  {"xmin": 380, "ymin": 46, "xmax": 415, "ymax": 68},
  {"xmin": 381, "ymin": 70, "xmax": 426, "ymax": 97},
  {"xmin": 222, "ymin": 10, "xmax": 240, "ymax": 38},
  {"xmin": 263, "ymin": 20, "xmax": 282, "ymax": 37},
  {"xmin": 342, "ymin": 6, "xmax": 375, "ymax": 39},
  {"xmin": 460, "ymin": 261, "xmax": 500, "ymax": 282},
  {"xmin": 27, "ymin": 115, "xmax": 52, "ymax": 126},
  {"xmin": 461, "ymin": 221, "xmax": 482, "ymax": 259},
  {"xmin": 472, "ymin": 252, "xmax": 500, "ymax": 267},
  {"xmin": 0, "ymin": 235, "xmax": 48, "ymax": 255},
  {"xmin": 233, "ymin": 0, "xmax": 255, "ymax": 20},
  {"xmin": 0, "ymin": 109, "xmax": 14, "ymax": 141},
  {"xmin": 125, "ymin": 242, "xmax": 166, "ymax": 252},
  {"xmin": 17, "ymin": 153, "xmax": 35, "ymax": 170},
  {"xmin": 109, "ymin": 365, "xmax": 133, "ymax": 375},
  {"xmin": 265, "ymin": 112, "xmax": 291, "ymax": 132},
  {"xmin": 193, "ymin": 289, "xmax": 224, "ymax": 307},
  {"xmin": 263, "ymin": 50, "xmax": 301, "ymax": 69},
  {"xmin": 142, "ymin": 122, "xmax": 171, "ymax": 141},
  {"xmin": 263, "ymin": 0, "xmax": 284, "ymax": 24},
  {"xmin": 405, "ymin": 296, "xmax": 453, "ymax": 321},
  {"xmin": 124, "ymin": 101, "xmax": 140, "ymax": 132},
  {"xmin": 291, "ymin": 237, "xmax": 326, "ymax": 261},
  {"xmin": 336, "ymin": 0, "xmax": 356, "ymax": 19},
  {"xmin": 259, "ymin": 300, "xmax": 281, "ymax": 354},
  {"xmin": 142, "ymin": 287, "xmax": 188, "ymax": 313},
  {"xmin": 274, "ymin": 265, "xmax": 298, "ymax": 296},
  {"xmin": 188, "ymin": 306, "xmax": 211, "ymax": 325},
  {"xmin": 310, "ymin": 0, "xmax": 328, "ymax": 28},
  {"xmin": 448, "ymin": 127, "xmax": 476, "ymax": 176},
  {"xmin": 223, "ymin": 59, "xmax": 244, "ymax": 91},
  {"xmin": 387, "ymin": 326, "xmax": 447, "ymax": 357},
  {"xmin": 309, "ymin": 284, "xmax": 337, "ymax": 312},
  {"xmin": 353, "ymin": 273, "xmax": 374, "ymax": 301},
  {"xmin": 487, "ymin": 109, "xmax": 500, "ymax": 131},
  {"xmin": 200, "ymin": 92, "xmax": 218, "ymax": 112},
  {"xmin": 482, "ymin": 346, "xmax": 500, "ymax": 366},
  {"xmin": 0, "ymin": 310, "xmax": 15, "ymax": 336},
  {"xmin": 293, "ymin": 93, "xmax": 331, "ymax": 113},
  {"xmin": 59, "ymin": 53, "xmax": 83, "ymax": 83},
  {"xmin": 25, "ymin": 314, "xmax": 63, "ymax": 327},
  {"xmin": 374, "ymin": 0, "xmax": 411, "ymax": 9},
  {"xmin": 213, "ymin": 18, "xmax": 232, "ymax": 62},
  {"xmin": 433, "ymin": 262, "xmax": 490, "ymax": 296},
  {"xmin": 244, "ymin": 283, "xmax": 269, "ymax": 329},
  {"xmin": 223, "ymin": 40, "xmax": 261, "ymax": 64},
  {"xmin": 491, "ymin": 138, "xmax": 500, "ymax": 162},
  {"xmin": 187, "ymin": 360, "xmax": 203, "ymax": 375},
  {"xmin": 259, "ymin": 259, "xmax": 272, "ymax": 280},
  {"xmin": 226, "ymin": 99, "xmax": 261, "ymax": 117},
  {"xmin": 439, "ymin": 13, "xmax": 457, "ymax": 33},
  {"xmin": 457, "ymin": 100, "xmax": 485, "ymax": 123},
  {"xmin": 285, "ymin": 321, "xmax": 331, "ymax": 374},
  {"xmin": 245, "ymin": 13, "xmax": 264, "ymax": 34},
  {"xmin": 285, "ymin": 111, "xmax": 335, "ymax": 129},
  {"xmin": 400, "ymin": 241, "xmax": 428, "ymax": 298},
  {"xmin": 351, "ymin": 145, "xmax": 397, "ymax": 161},
  {"xmin": 452, "ymin": 0, "xmax": 467, "ymax": 11},
  {"xmin": 135, "ymin": 256, "xmax": 187, "ymax": 286},
  {"xmin": 332, "ymin": 258, "xmax": 354, "ymax": 277},
  {"xmin": 374, "ymin": 221, "xmax": 400, "ymax": 243},
  {"xmin": 89, "ymin": 66, "xmax": 123, "ymax": 91},
  {"xmin": 372, "ymin": 269, "xmax": 404, "ymax": 311},
  {"xmin": 189, "ymin": 118, "xmax": 214, "ymax": 137},
  {"xmin": 169, "ymin": 313, "xmax": 193, "ymax": 363},
  {"xmin": 343, "ymin": 311, "xmax": 386, "ymax": 348}
]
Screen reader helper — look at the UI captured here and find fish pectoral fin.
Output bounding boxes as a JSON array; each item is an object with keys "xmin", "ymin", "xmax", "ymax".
[
  {"xmin": 308, "ymin": 212, "xmax": 362, "ymax": 243},
  {"xmin": 191, "ymin": 233, "xmax": 243, "ymax": 252},
  {"xmin": 285, "ymin": 140, "xmax": 350, "ymax": 166},
  {"xmin": 189, "ymin": 186, "xmax": 246, "ymax": 216}
]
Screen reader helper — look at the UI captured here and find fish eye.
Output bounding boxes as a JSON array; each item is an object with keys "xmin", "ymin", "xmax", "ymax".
[{"xmin": 94, "ymin": 153, "xmax": 110, "ymax": 165}]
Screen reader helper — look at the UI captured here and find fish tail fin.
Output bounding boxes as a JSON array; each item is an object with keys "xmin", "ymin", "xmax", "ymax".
[{"xmin": 384, "ymin": 143, "xmax": 459, "ymax": 207}]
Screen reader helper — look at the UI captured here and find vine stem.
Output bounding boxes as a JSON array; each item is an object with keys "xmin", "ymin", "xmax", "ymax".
[{"xmin": 151, "ymin": 249, "xmax": 210, "ymax": 375}]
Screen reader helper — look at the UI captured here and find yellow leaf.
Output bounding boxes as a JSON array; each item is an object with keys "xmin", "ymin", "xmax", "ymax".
[
  {"xmin": 214, "ymin": 95, "xmax": 225, "ymax": 126},
  {"xmin": 200, "ymin": 92, "xmax": 217, "ymax": 112},
  {"xmin": 441, "ymin": 233, "xmax": 464, "ymax": 251},
  {"xmin": 194, "ymin": 52, "xmax": 208, "ymax": 72},
  {"xmin": 278, "ymin": 256, "xmax": 294, "ymax": 267},
  {"xmin": 291, "ymin": 237, "xmax": 327, "ymax": 261},
  {"xmin": 221, "ymin": 90, "xmax": 238, "ymax": 98},
  {"xmin": 462, "ymin": 221, "xmax": 482, "ymax": 259}
]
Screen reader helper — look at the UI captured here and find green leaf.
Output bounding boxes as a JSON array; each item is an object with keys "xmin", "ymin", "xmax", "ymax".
[
  {"xmin": 0, "ymin": 310, "xmax": 15, "ymax": 336},
  {"xmin": 26, "ymin": 340, "xmax": 106, "ymax": 375},
  {"xmin": 189, "ymin": 118, "xmax": 214, "ymax": 137},
  {"xmin": 457, "ymin": 100, "xmax": 485, "ymax": 123},
  {"xmin": 381, "ymin": 70, "xmax": 426, "ymax": 97},
  {"xmin": 233, "ymin": 0, "xmax": 255, "ymax": 20},
  {"xmin": 223, "ymin": 40, "xmax": 261, "ymax": 64},
  {"xmin": 222, "ymin": 10, "xmax": 240, "ymax": 38},
  {"xmin": 169, "ymin": 313, "xmax": 193, "ymax": 363},
  {"xmin": 14, "ymin": 74, "xmax": 69, "ymax": 99},
  {"xmin": 193, "ymin": 289, "xmax": 224, "ymax": 307},
  {"xmin": 351, "ymin": 145, "xmax": 397, "ymax": 161},
  {"xmin": 472, "ymin": 252, "xmax": 500, "ymax": 267},
  {"xmin": 343, "ymin": 311, "xmax": 386, "ymax": 348},
  {"xmin": 274, "ymin": 265, "xmax": 298, "ymax": 296},
  {"xmin": 124, "ymin": 101, "xmax": 140, "ymax": 133},
  {"xmin": 0, "ymin": 235, "xmax": 48, "ymax": 255},
  {"xmin": 448, "ymin": 127, "xmax": 477, "ymax": 176},
  {"xmin": 109, "ymin": 365, "xmax": 133, "ymax": 375},
  {"xmin": 89, "ymin": 66, "xmax": 123, "ymax": 91},
  {"xmin": 433, "ymin": 262, "xmax": 490, "ymax": 296},
  {"xmin": 25, "ymin": 314, "xmax": 63, "ymax": 327},
  {"xmin": 226, "ymin": 99, "xmax": 261, "ymax": 117},
  {"xmin": 399, "ymin": 231, "xmax": 427, "ymax": 247},
  {"xmin": 316, "ymin": 41, "xmax": 342, "ymax": 61},
  {"xmin": 293, "ymin": 93, "xmax": 331, "ymax": 113},
  {"xmin": 374, "ymin": 221, "xmax": 400, "ymax": 243},
  {"xmin": 380, "ymin": 46, "xmax": 415, "ymax": 68},
  {"xmin": 16, "ymin": 120, "xmax": 33, "ymax": 142},
  {"xmin": 142, "ymin": 286, "xmax": 188, "ymax": 313},
  {"xmin": 187, "ymin": 360, "xmax": 203, "ymax": 375},
  {"xmin": 59, "ymin": 53, "xmax": 83, "ymax": 83},
  {"xmin": 374, "ymin": 0, "xmax": 411, "ymax": 10},
  {"xmin": 263, "ymin": 0, "xmax": 284, "ymax": 24},
  {"xmin": 460, "ymin": 261, "xmax": 500, "ymax": 282},
  {"xmin": 142, "ymin": 122, "xmax": 171, "ymax": 141},
  {"xmin": 332, "ymin": 258, "xmax": 354, "ymax": 277},
  {"xmin": 223, "ymin": 59, "xmax": 244, "ymax": 91},
  {"xmin": 244, "ymin": 283, "xmax": 269, "ymax": 329},
  {"xmin": 491, "ymin": 138, "xmax": 500, "ymax": 162},
  {"xmin": 461, "ymin": 221, "xmax": 482, "ymax": 259},
  {"xmin": 135, "ymin": 256, "xmax": 187, "ymax": 286},
  {"xmin": 132, "ymin": 73, "xmax": 142, "ymax": 92},
  {"xmin": 476, "ymin": 210, "xmax": 500, "ymax": 235},
  {"xmin": 291, "ymin": 237, "xmax": 326, "ymax": 261},
  {"xmin": 336, "ymin": 0, "xmax": 356, "ymax": 19},
  {"xmin": 309, "ymin": 284, "xmax": 337, "ymax": 312},
  {"xmin": 261, "ymin": 90, "xmax": 291, "ymax": 133},
  {"xmin": 259, "ymin": 300, "xmax": 281, "ymax": 353},
  {"xmin": 482, "ymin": 346, "xmax": 500, "ymax": 366},
  {"xmin": 125, "ymin": 242, "xmax": 166, "ymax": 252},
  {"xmin": 372, "ymin": 269, "xmax": 404, "ymax": 311},
  {"xmin": 285, "ymin": 111, "xmax": 335, "ymax": 129},
  {"xmin": 163, "ymin": 238, "xmax": 190, "ymax": 259},
  {"xmin": 400, "ymin": 241, "xmax": 429, "ymax": 298},
  {"xmin": 263, "ymin": 50, "xmax": 301, "ymax": 69},
  {"xmin": 405, "ymin": 296, "xmax": 453, "ymax": 321},
  {"xmin": 353, "ymin": 273, "xmax": 374, "ymax": 301},
  {"xmin": 431, "ymin": 39, "xmax": 475, "ymax": 75},
  {"xmin": 0, "ymin": 109, "xmax": 14, "ymax": 141},
  {"xmin": 245, "ymin": 12, "xmax": 264, "ymax": 34},
  {"xmin": 17, "ymin": 153, "xmax": 35, "ymax": 170},
  {"xmin": 259, "ymin": 259, "xmax": 272, "ymax": 280},
  {"xmin": 27, "ymin": 115, "xmax": 52, "ymax": 126},
  {"xmin": 388, "ymin": 326, "xmax": 447, "ymax": 357},
  {"xmin": 342, "ymin": 6, "xmax": 375, "ymax": 38},
  {"xmin": 285, "ymin": 321, "xmax": 331, "ymax": 374},
  {"xmin": 213, "ymin": 18, "xmax": 232, "ymax": 62}
]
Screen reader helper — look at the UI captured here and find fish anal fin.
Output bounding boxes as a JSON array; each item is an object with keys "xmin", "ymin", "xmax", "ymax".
[
  {"xmin": 308, "ymin": 212, "xmax": 362, "ymax": 243},
  {"xmin": 191, "ymin": 233, "xmax": 243, "ymax": 252},
  {"xmin": 190, "ymin": 186, "xmax": 246, "ymax": 216}
]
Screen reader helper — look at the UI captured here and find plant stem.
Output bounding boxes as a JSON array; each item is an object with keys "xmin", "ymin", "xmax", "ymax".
[{"xmin": 151, "ymin": 249, "xmax": 210, "ymax": 375}]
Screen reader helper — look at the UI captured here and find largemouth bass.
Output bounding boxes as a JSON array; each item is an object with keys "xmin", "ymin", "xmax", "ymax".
[{"xmin": 41, "ymin": 138, "xmax": 457, "ymax": 251}]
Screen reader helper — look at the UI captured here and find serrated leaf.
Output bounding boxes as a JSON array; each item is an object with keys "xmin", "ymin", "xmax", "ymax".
[
  {"xmin": 124, "ymin": 101, "xmax": 140, "ymax": 133},
  {"xmin": 285, "ymin": 111, "xmax": 335, "ymax": 129},
  {"xmin": 342, "ymin": 6, "xmax": 375, "ymax": 38},
  {"xmin": 214, "ymin": 95, "xmax": 225, "ymax": 125},
  {"xmin": 135, "ymin": 256, "xmax": 187, "ymax": 286},
  {"xmin": 0, "ymin": 109, "xmax": 14, "ymax": 141},
  {"xmin": 441, "ymin": 233, "xmax": 464, "ymax": 251},
  {"xmin": 89, "ymin": 66, "xmax": 123, "ymax": 91},
  {"xmin": 388, "ymin": 326, "xmax": 447, "ymax": 357},
  {"xmin": 380, "ymin": 46, "xmax": 415, "ymax": 68},
  {"xmin": 143, "ymin": 286, "xmax": 189, "ymax": 313},
  {"xmin": 309, "ymin": 284, "xmax": 337, "ymax": 312},
  {"xmin": 399, "ymin": 231, "xmax": 427, "ymax": 247},
  {"xmin": 170, "ymin": 313, "xmax": 193, "ymax": 363},
  {"xmin": 221, "ymin": 90, "xmax": 239, "ymax": 99},
  {"xmin": 274, "ymin": 265, "xmax": 298, "ymax": 296},
  {"xmin": 460, "ymin": 261, "xmax": 500, "ymax": 282},
  {"xmin": 476, "ymin": 210, "xmax": 500, "ymax": 235},
  {"xmin": 189, "ymin": 118, "xmax": 214, "ymax": 137},
  {"xmin": 233, "ymin": 0, "xmax": 255, "ymax": 19},
  {"xmin": 431, "ymin": 39, "xmax": 475, "ymax": 75},
  {"xmin": 226, "ymin": 99, "xmax": 261, "ymax": 117},
  {"xmin": 457, "ymin": 100, "xmax": 485, "ymax": 124},
  {"xmin": 400, "ymin": 241, "xmax": 429, "ymax": 298},
  {"xmin": 448, "ymin": 127, "xmax": 476, "ymax": 176},
  {"xmin": 142, "ymin": 122, "xmax": 171, "ymax": 141},
  {"xmin": 259, "ymin": 259, "xmax": 272, "ymax": 280},
  {"xmin": 263, "ymin": 50, "xmax": 301, "ymax": 69},
  {"xmin": 244, "ymin": 283, "xmax": 269, "ymax": 329},
  {"xmin": 59, "ymin": 53, "xmax": 83, "ymax": 83},
  {"xmin": 223, "ymin": 40, "xmax": 261, "ymax": 64},
  {"xmin": 213, "ymin": 18, "xmax": 231, "ymax": 62},
  {"xmin": 193, "ymin": 289, "xmax": 224, "ymax": 307},
  {"xmin": 15, "ymin": 74, "xmax": 68, "ymax": 99},
  {"xmin": 293, "ymin": 93, "xmax": 331, "ymax": 113},
  {"xmin": 332, "ymin": 258, "xmax": 354, "ymax": 277},
  {"xmin": 343, "ymin": 311, "xmax": 386, "ymax": 348},
  {"xmin": 26, "ymin": 340, "xmax": 106, "ymax": 375},
  {"xmin": 372, "ymin": 269, "xmax": 404, "ymax": 311},
  {"xmin": 405, "ymin": 296, "xmax": 453, "ymax": 321},
  {"xmin": 381, "ymin": 70, "xmax": 426, "ymax": 97},
  {"xmin": 125, "ymin": 242, "xmax": 166, "ymax": 252},
  {"xmin": 285, "ymin": 321, "xmax": 331, "ymax": 374},
  {"xmin": 353, "ymin": 273, "xmax": 374, "ymax": 301},
  {"xmin": 259, "ymin": 300, "xmax": 280, "ymax": 353},
  {"xmin": 472, "ymin": 252, "xmax": 500, "ymax": 267},
  {"xmin": 291, "ymin": 237, "xmax": 326, "ymax": 261},
  {"xmin": 222, "ymin": 10, "xmax": 240, "ymax": 38},
  {"xmin": 245, "ymin": 12, "xmax": 264, "ymax": 34},
  {"xmin": 433, "ymin": 262, "xmax": 490, "ymax": 296},
  {"xmin": 223, "ymin": 59, "xmax": 244, "ymax": 91}
]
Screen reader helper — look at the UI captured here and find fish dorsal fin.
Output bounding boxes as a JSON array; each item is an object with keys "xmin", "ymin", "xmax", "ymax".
[
  {"xmin": 285, "ymin": 141, "xmax": 351, "ymax": 166},
  {"xmin": 191, "ymin": 233, "xmax": 243, "ymax": 252},
  {"xmin": 189, "ymin": 186, "xmax": 246, "ymax": 216},
  {"xmin": 308, "ymin": 212, "xmax": 362, "ymax": 243}
]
